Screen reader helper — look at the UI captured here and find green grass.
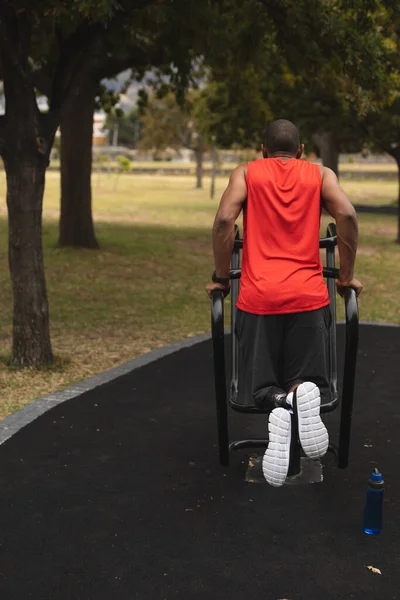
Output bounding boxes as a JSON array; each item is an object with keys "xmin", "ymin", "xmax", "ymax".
[
  {"xmin": 0, "ymin": 171, "xmax": 399, "ymax": 417},
  {"xmin": 38, "ymin": 170, "xmax": 400, "ymax": 212},
  {"xmin": 48, "ymin": 158, "xmax": 399, "ymax": 172},
  {"xmin": 340, "ymin": 179, "xmax": 398, "ymax": 206}
]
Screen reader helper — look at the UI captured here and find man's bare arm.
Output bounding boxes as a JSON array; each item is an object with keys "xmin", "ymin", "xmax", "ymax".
[
  {"xmin": 321, "ymin": 167, "xmax": 362, "ymax": 296},
  {"xmin": 212, "ymin": 163, "xmax": 247, "ymax": 277}
]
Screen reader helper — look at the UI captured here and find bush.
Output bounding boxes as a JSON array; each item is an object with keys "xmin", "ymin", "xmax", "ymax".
[{"xmin": 117, "ymin": 155, "xmax": 132, "ymax": 172}]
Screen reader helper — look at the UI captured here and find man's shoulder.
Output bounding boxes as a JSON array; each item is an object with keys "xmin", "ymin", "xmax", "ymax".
[
  {"xmin": 246, "ymin": 158, "xmax": 265, "ymax": 168},
  {"xmin": 318, "ymin": 165, "xmax": 338, "ymax": 183},
  {"xmin": 300, "ymin": 159, "xmax": 325, "ymax": 182},
  {"xmin": 231, "ymin": 162, "xmax": 248, "ymax": 179},
  {"xmin": 244, "ymin": 158, "xmax": 266, "ymax": 177}
]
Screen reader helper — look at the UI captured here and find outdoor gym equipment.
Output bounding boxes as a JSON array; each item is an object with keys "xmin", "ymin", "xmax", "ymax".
[{"xmin": 211, "ymin": 223, "xmax": 359, "ymax": 476}]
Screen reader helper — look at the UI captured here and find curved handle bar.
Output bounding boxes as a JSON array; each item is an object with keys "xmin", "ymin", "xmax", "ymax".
[
  {"xmin": 327, "ymin": 223, "xmax": 337, "ymax": 238},
  {"xmin": 319, "ymin": 236, "xmax": 337, "ymax": 249}
]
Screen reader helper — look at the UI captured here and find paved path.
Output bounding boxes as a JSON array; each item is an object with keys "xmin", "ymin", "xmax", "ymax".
[{"xmin": 0, "ymin": 324, "xmax": 398, "ymax": 599}]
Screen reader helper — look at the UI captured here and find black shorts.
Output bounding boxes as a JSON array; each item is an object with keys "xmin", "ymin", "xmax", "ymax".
[{"xmin": 235, "ymin": 305, "xmax": 332, "ymax": 409}]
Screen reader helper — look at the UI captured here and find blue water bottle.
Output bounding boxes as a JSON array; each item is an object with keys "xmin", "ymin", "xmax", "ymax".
[{"xmin": 363, "ymin": 468, "xmax": 384, "ymax": 535}]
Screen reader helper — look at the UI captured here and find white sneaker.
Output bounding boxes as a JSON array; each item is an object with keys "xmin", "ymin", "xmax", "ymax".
[
  {"xmin": 262, "ymin": 408, "xmax": 291, "ymax": 487},
  {"xmin": 295, "ymin": 382, "xmax": 329, "ymax": 459}
]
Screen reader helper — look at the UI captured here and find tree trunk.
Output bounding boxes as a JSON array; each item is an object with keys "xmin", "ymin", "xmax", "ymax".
[
  {"xmin": 0, "ymin": 30, "xmax": 55, "ymax": 367},
  {"xmin": 194, "ymin": 147, "xmax": 204, "ymax": 189},
  {"xmin": 312, "ymin": 131, "xmax": 339, "ymax": 176},
  {"xmin": 5, "ymin": 159, "xmax": 54, "ymax": 366},
  {"xmin": 59, "ymin": 76, "xmax": 99, "ymax": 248},
  {"xmin": 388, "ymin": 146, "xmax": 400, "ymax": 244}
]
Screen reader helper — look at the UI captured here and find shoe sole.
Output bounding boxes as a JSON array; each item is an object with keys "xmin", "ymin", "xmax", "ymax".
[
  {"xmin": 262, "ymin": 408, "xmax": 291, "ymax": 487},
  {"xmin": 296, "ymin": 382, "xmax": 329, "ymax": 459}
]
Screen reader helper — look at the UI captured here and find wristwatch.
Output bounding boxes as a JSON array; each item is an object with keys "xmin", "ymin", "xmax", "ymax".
[{"xmin": 212, "ymin": 271, "xmax": 230, "ymax": 285}]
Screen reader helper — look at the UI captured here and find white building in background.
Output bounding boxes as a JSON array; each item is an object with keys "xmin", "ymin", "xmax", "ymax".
[{"xmin": 93, "ymin": 111, "xmax": 109, "ymax": 146}]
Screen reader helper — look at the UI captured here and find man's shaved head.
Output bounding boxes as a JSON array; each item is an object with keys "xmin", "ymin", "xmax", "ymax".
[{"xmin": 263, "ymin": 119, "xmax": 301, "ymax": 156}]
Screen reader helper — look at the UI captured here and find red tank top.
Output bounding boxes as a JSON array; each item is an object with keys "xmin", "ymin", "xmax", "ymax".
[{"xmin": 236, "ymin": 158, "xmax": 329, "ymax": 315}]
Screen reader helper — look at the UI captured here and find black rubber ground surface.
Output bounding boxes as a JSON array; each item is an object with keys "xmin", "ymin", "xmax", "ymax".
[{"xmin": 0, "ymin": 324, "xmax": 399, "ymax": 600}]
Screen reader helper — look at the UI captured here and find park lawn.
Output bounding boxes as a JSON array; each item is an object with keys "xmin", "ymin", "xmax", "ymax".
[
  {"xmin": 49, "ymin": 158, "xmax": 399, "ymax": 173},
  {"xmin": 342, "ymin": 180, "xmax": 398, "ymax": 206},
  {"xmin": 2, "ymin": 171, "xmax": 396, "ymax": 213},
  {"xmin": 46, "ymin": 171, "xmax": 399, "ymax": 210},
  {"xmin": 129, "ymin": 161, "xmax": 398, "ymax": 175},
  {"xmin": 0, "ymin": 172, "xmax": 399, "ymax": 418}
]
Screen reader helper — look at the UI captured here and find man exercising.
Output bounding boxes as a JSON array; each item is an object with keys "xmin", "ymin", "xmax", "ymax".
[{"xmin": 206, "ymin": 119, "xmax": 362, "ymax": 487}]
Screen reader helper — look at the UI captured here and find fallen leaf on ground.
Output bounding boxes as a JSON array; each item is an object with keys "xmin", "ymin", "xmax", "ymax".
[{"xmin": 366, "ymin": 565, "xmax": 382, "ymax": 575}]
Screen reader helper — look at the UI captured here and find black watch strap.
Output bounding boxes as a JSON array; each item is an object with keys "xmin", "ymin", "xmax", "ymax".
[{"xmin": 212, "ymin": 271, "xmax": 230, "ymax": 285}]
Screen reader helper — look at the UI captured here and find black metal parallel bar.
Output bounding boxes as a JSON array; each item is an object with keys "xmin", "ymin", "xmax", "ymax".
[
  {"xmin": 230, "ymin": 439, "xmax": 268, "ymax": 451},
  {"xmin": 323, "ymin": 267, "xmax": 339, "ymax": 279},
  {"xmin": 326, "ymin": 224, "xmax": 338, "ymax": 402},
  {"xmin": 319, "ymin": 236, "xmax": 338, "ymax": 248},
  {"xmin": 211, "ymin": 292, "xmax": 230, "ymax": 466},
  {"xmin": 231, "ymin": 227, "xmax": 240, "ymax": 401},
  {"xmin": 338, "ymin": 288, "xmax": 359, "ymax": 469},
  {"xmin": 229, "ymin": 268, "xmax": 241, "ymax": 279}
]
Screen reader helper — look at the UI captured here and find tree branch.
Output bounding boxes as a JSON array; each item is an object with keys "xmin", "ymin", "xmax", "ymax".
[
  {"xmin": 48, "ymin": 0, "xmax": 170, "ymax": 109},
  {"xmin": 49, "ymin": 21, "xmax": 105, "ymax": 113},
  {"xmin": 32, "ymin": 69, "xmax": 52, "ymax": 97},
  {"xmin": 95, "ymin": 56, "xmax": 137, "ymax": 81},
  {"xmin": 356, "ymin": 119, "xmax": 399, "ymax": 158},
  {"xmin": 384, "ymin": 145, "xmax": 400, "ymax": 159},
  {"xmin": 174, "ymin": 124, "xmax": 193, "ymax": 150},
  {"xmin": 0, "ymin": 0, "xmax": 28, "ymax": 84},
  {"xmin": 94, "ymin": 41, "xmax": 166, "ymax": 81}
]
